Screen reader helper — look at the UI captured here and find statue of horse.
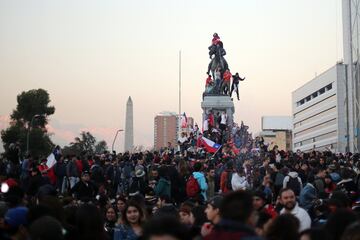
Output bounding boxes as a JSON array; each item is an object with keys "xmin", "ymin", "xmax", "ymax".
[{"xmin": 207, "ymin": 45, "xmax": 228, "ymax": 87}]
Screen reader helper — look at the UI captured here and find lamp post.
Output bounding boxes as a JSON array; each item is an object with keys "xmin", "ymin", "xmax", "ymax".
[
  {"xmin": 112, "ymin": 129, "xmax": 124, "ymax": 153},
  {"xmin": 26, "ymin": 114, "xmax": 46, "ymax": 154}
]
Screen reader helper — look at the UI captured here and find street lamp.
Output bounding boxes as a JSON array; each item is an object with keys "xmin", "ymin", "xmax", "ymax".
[
  {"xmin": 26, "ymin": 114, "xmax": 46, "ymax": 154},
  {"xmin": 111, "ymin": 129, "xmax": 124, "ymax": 153}
]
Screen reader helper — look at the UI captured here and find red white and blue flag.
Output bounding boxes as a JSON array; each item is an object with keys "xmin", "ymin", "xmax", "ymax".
[
  {"xmin": 198, "ymin": 136, "xmax": 221, "ymax": 153},
  {"xmin": 181, "ymin": 112, "xmax": 187, "ymax": 128}
]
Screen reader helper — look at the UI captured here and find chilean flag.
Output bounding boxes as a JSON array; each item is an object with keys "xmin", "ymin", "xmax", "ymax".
[
  {"xmin": 45, "ymin": 152, "xmax": 57, "ymax": 185},
  {"xmin": 198, "ymin": 136, "xmax": 221, "ymax": 153},
  {"xmin": 181, "ymin": 112, "xmax": 188, "ymax": 128}
]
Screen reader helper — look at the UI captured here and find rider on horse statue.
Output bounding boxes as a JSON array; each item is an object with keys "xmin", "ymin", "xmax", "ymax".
[
  {"xmin": 207, "ymin": 33, "xmax": 228, "ymax": 78},
  {"xmin": 209, "ymin": 33, "xmax": 226, "ymax": 59}
]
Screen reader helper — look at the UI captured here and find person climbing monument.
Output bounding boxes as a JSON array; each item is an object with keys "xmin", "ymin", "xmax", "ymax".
[
  {"xmin": 230, "ymin": 72, "xmax": 245, "ymax": 100},
  {"xmin": 221, "ymin": 69, "xmax": 232, "ymax": 95}
]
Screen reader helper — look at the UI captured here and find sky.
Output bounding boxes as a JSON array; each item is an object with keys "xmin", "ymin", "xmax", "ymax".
[{"xmin": 0, "ymin": 0, "xmax": 343, "ymax": 152}]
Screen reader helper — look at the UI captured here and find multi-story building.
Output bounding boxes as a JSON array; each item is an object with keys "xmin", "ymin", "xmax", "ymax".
[
  {"xmin": 342, "ymin": 0, "xmax": 360, "ymax": 152},
  {"xmin": 154, "ymin": 112, "xmax": 196, "ymax": 150},
  {"xmin": 292, "ymin": 63, "xmax": 347, "ymax": 152},
  {"xmin": 259, "ymin": 116, "xmax": 292, "ymax": 151},
  {"xmin": 154, "ymin": 112, "xmax": 179, "ymax": 150}
]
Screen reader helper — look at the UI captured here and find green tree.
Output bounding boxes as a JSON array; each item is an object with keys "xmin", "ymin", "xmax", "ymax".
[
  {"xmin": 62, "ymin": 131, "xmax": 107, "ymax": 156},
  {"xmin": 1, "ymin": 89, "xmax": 55, "ymax": 157},
  {"xmin": 95, "ymin": 140, "xmax": 108, "ymax": 154}
]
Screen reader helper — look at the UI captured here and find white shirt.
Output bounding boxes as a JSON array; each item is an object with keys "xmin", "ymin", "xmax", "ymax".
[
  {"xmin": 178, "ymin": 136, "xmax": 188, "ymax": 144},
  {"xmin": 280, "ymin": 203, "xmax": 311, "ymax": 232},
  {"xmin": 220, "ymin": 113, "xmax": 227, "ymax": 125},
  {"xmin": 203, "ymin": 119, "xmax": 209, "ymax": 131},
  {"xmin": 231, "ymin": 173, "xmax": 249, "ymax": 191},
  {"xmin": 215, "ymin": 70, "xmax": 221, "ymax": 80}
]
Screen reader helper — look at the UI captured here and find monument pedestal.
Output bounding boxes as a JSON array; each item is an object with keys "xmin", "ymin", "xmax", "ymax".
[{"xmin": 201, "ymin": 95, "xmax": 235, "ymax": 124}]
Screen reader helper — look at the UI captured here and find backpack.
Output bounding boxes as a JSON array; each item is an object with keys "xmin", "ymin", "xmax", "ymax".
[
  {"xmin": 226, "ymin": 171, "xmax": 233, "ymax": 191},
  {"xmin": 275, "ymin": 172, "xmax": 285, "ymax": 187},
  {"xmin": 186, "ymin": 174, "xmax": 200, "ymax": 197},
  {"xmin": 287, "ymin": 176, "xmax": 301, "ymax": 195}
]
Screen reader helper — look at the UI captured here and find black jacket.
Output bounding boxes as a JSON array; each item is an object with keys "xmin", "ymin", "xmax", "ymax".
[{"xmin": 70, "ymin": 180, "xmax": 97, "ymax": 201}]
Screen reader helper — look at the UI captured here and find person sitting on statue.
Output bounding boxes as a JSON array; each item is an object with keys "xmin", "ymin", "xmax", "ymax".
[
  {"xmin": 230, "ymin": 72, "xmax": 245, "ymax": 100},
  {"xmin": 212, "ymin": 33, "xmax": 221, "ymax": 45},
  {"xmin": 221, "ymin": 69, "xmax": 232, "ymax": 95},
  {"xmin": 208, "ymin": 33, "xmax": 226, "ymax": 59}
]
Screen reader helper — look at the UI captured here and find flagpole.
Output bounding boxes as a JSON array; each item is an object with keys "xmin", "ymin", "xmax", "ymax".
[
  {"xmin": 178, "ymin": 50, "xmax": 182, "ymax": 138},
  {"xmin": 212, "ymin": 144, "xmax": 222, "ymax": 158},
  {"xmin": 179, "ymin": 50, "xmax": 181, "ymax": 117}
]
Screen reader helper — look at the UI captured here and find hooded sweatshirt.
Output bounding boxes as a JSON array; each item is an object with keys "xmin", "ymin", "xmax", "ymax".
[
  {"xmin": 193, "ymin": 172, "xmax": 208, "ymax": 201},
  {"xmin": 283, "ymin": 171, "xmax": 303, "ymax": 192},
  {"xmin": 155, "ymin": 177, "xmax": 171, "ymax": 198}
]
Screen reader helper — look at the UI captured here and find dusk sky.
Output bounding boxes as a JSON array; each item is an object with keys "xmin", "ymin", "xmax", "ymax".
[{"xmin": 0, "ymin": 0, "xmax": 343, "ymax": 152}]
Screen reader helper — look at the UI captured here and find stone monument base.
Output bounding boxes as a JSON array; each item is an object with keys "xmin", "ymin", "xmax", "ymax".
[{"xmin": 201, "ymin": 95, "xmax": 235, "ymax": 124}]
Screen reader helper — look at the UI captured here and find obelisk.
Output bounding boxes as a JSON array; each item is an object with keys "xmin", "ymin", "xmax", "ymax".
[{"xmin": 124, "ymin": 96, "xmax": 134, "ymax": 152}]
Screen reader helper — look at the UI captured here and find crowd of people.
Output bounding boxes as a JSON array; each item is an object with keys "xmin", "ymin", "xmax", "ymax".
[{"xmin": 1, "ymin": 120, "xmax": 360, "ymax": 240}]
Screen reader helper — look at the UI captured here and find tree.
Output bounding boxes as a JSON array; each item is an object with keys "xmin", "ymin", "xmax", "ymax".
[
  {"xmin": 62, "ymin": 131, "xmax": 108, "ymax": 156},
  {"xmin": 95, "ymin": 140, "xmax": 108, "ymax": 154},
  {"xmin": 1, "ymin": 89, "xmax": 55, "ymax": 158}
]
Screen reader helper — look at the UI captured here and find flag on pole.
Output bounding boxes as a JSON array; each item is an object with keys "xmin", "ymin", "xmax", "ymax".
[
  {"xmin": 198, "ymin": 136, "xmax": 221, "ymax": 153},
  {"xmin": 46, "ymin": 153, "xmax": 56, "ymax": 169},
  {"xmin": 181, "ymin": 112, "xmax": 187, "ymax": 128}
]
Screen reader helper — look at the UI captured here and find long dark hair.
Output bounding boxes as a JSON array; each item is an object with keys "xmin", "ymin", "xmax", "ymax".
[
  {"xmin": 76, "ymin": 204, "xmax": 108, "ymax": 240},
  {"xmin": 122, "ymin": 202, "xmax": 144, "ymax": 226}
]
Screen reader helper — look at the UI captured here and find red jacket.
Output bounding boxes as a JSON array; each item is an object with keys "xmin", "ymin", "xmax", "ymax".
[
  {"xmin": 212, "ymin": 36, "xmax": 221, "ymax": 45},
  {"xmin": 208, "ymin": 114, "xmax": 214, "ymax": 127},
  {"xmin": 220, "ymin": 171, "xmax": 232, "ymax": 193},
  {"xmin": 223, "ymin": 71, "xmax": 232, "ymax": 82},
  {"xmin": 206, "ymin": 76, "xmax": 213, "ymax": 86}
]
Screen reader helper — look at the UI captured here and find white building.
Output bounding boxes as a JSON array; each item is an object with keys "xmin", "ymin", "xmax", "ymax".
[
  {"xmin": 259, "ymin": 116, "xmax": 293, "ymax": 151},
  {"xmin": 292, "ymin": 64, "xmax": 347, "ymax": 152},
  {"xmin": 342, "ymin": 0, "xmax": 360, "ymax": 152}
]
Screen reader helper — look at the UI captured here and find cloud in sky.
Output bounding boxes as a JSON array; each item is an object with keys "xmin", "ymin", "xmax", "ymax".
[{"xmin": 0, "ymin": 115, "xmax": 136, "ymax": 153}]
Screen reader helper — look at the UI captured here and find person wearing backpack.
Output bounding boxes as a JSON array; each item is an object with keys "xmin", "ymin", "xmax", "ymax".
[
  {"xmin": 187, "ymin": 162, "xmax": 208, "ymax": 202},
  {"xmin": 283, "ymin": 170, "xmax": 303, "ymax": 196}
]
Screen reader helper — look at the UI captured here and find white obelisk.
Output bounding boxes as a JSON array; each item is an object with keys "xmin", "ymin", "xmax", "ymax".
[{"xmin": 124, "ymin": 96, "xmax": 134, "ymax": 152}]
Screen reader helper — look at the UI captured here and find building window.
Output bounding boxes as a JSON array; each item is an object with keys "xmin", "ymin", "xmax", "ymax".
[
  {"xmin": 296, "ymin": 82, "xmax": 334, "ymax": 106},
  {"xmin": 294, "ymin": 118, "xmax": 337, "ymax": 138},
  {"xmin": 293, "ymin": 106, "xmax": 336, "ymax": 129},
  {"xmin": 326, "ymin": 83, "xmax": 332, "ymax": 91},
  {"xmin": 294, "ymin": 94, "xmax": 336, "ymax": 118}
]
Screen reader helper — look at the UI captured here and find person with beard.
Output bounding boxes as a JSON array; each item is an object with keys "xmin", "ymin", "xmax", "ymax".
[
  {"xmin": 69, "ymin": 171, "xmax": 97, "ymax": 201},
  {"xmin": 279, "ymin": 188, "xmax": 311, "ymax": 232}
]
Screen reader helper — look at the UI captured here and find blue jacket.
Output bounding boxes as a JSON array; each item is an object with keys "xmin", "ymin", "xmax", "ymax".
[
  {"xmin": 113, "ymin": 224, "xmax": 139, "ymax": 240},
  {"xmin": 193, "ymin": 172, "xmax": 208, "ymax": 201},
  {"xmin": 299, "ymin": 183, "xmax": 317, "ymax": 211}
]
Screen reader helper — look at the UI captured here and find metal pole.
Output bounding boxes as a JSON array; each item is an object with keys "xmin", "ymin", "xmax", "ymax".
[
  {"xmin": 178, "ymin": 50, "xmax": 182, "ymax": 139},
  {"xmin": 112, "ymin": 129, "xmax": 124, "ymax": 153},
  {"xmin": 179, "ymin": 50, "xmax": 181, "ymax": 116}
]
